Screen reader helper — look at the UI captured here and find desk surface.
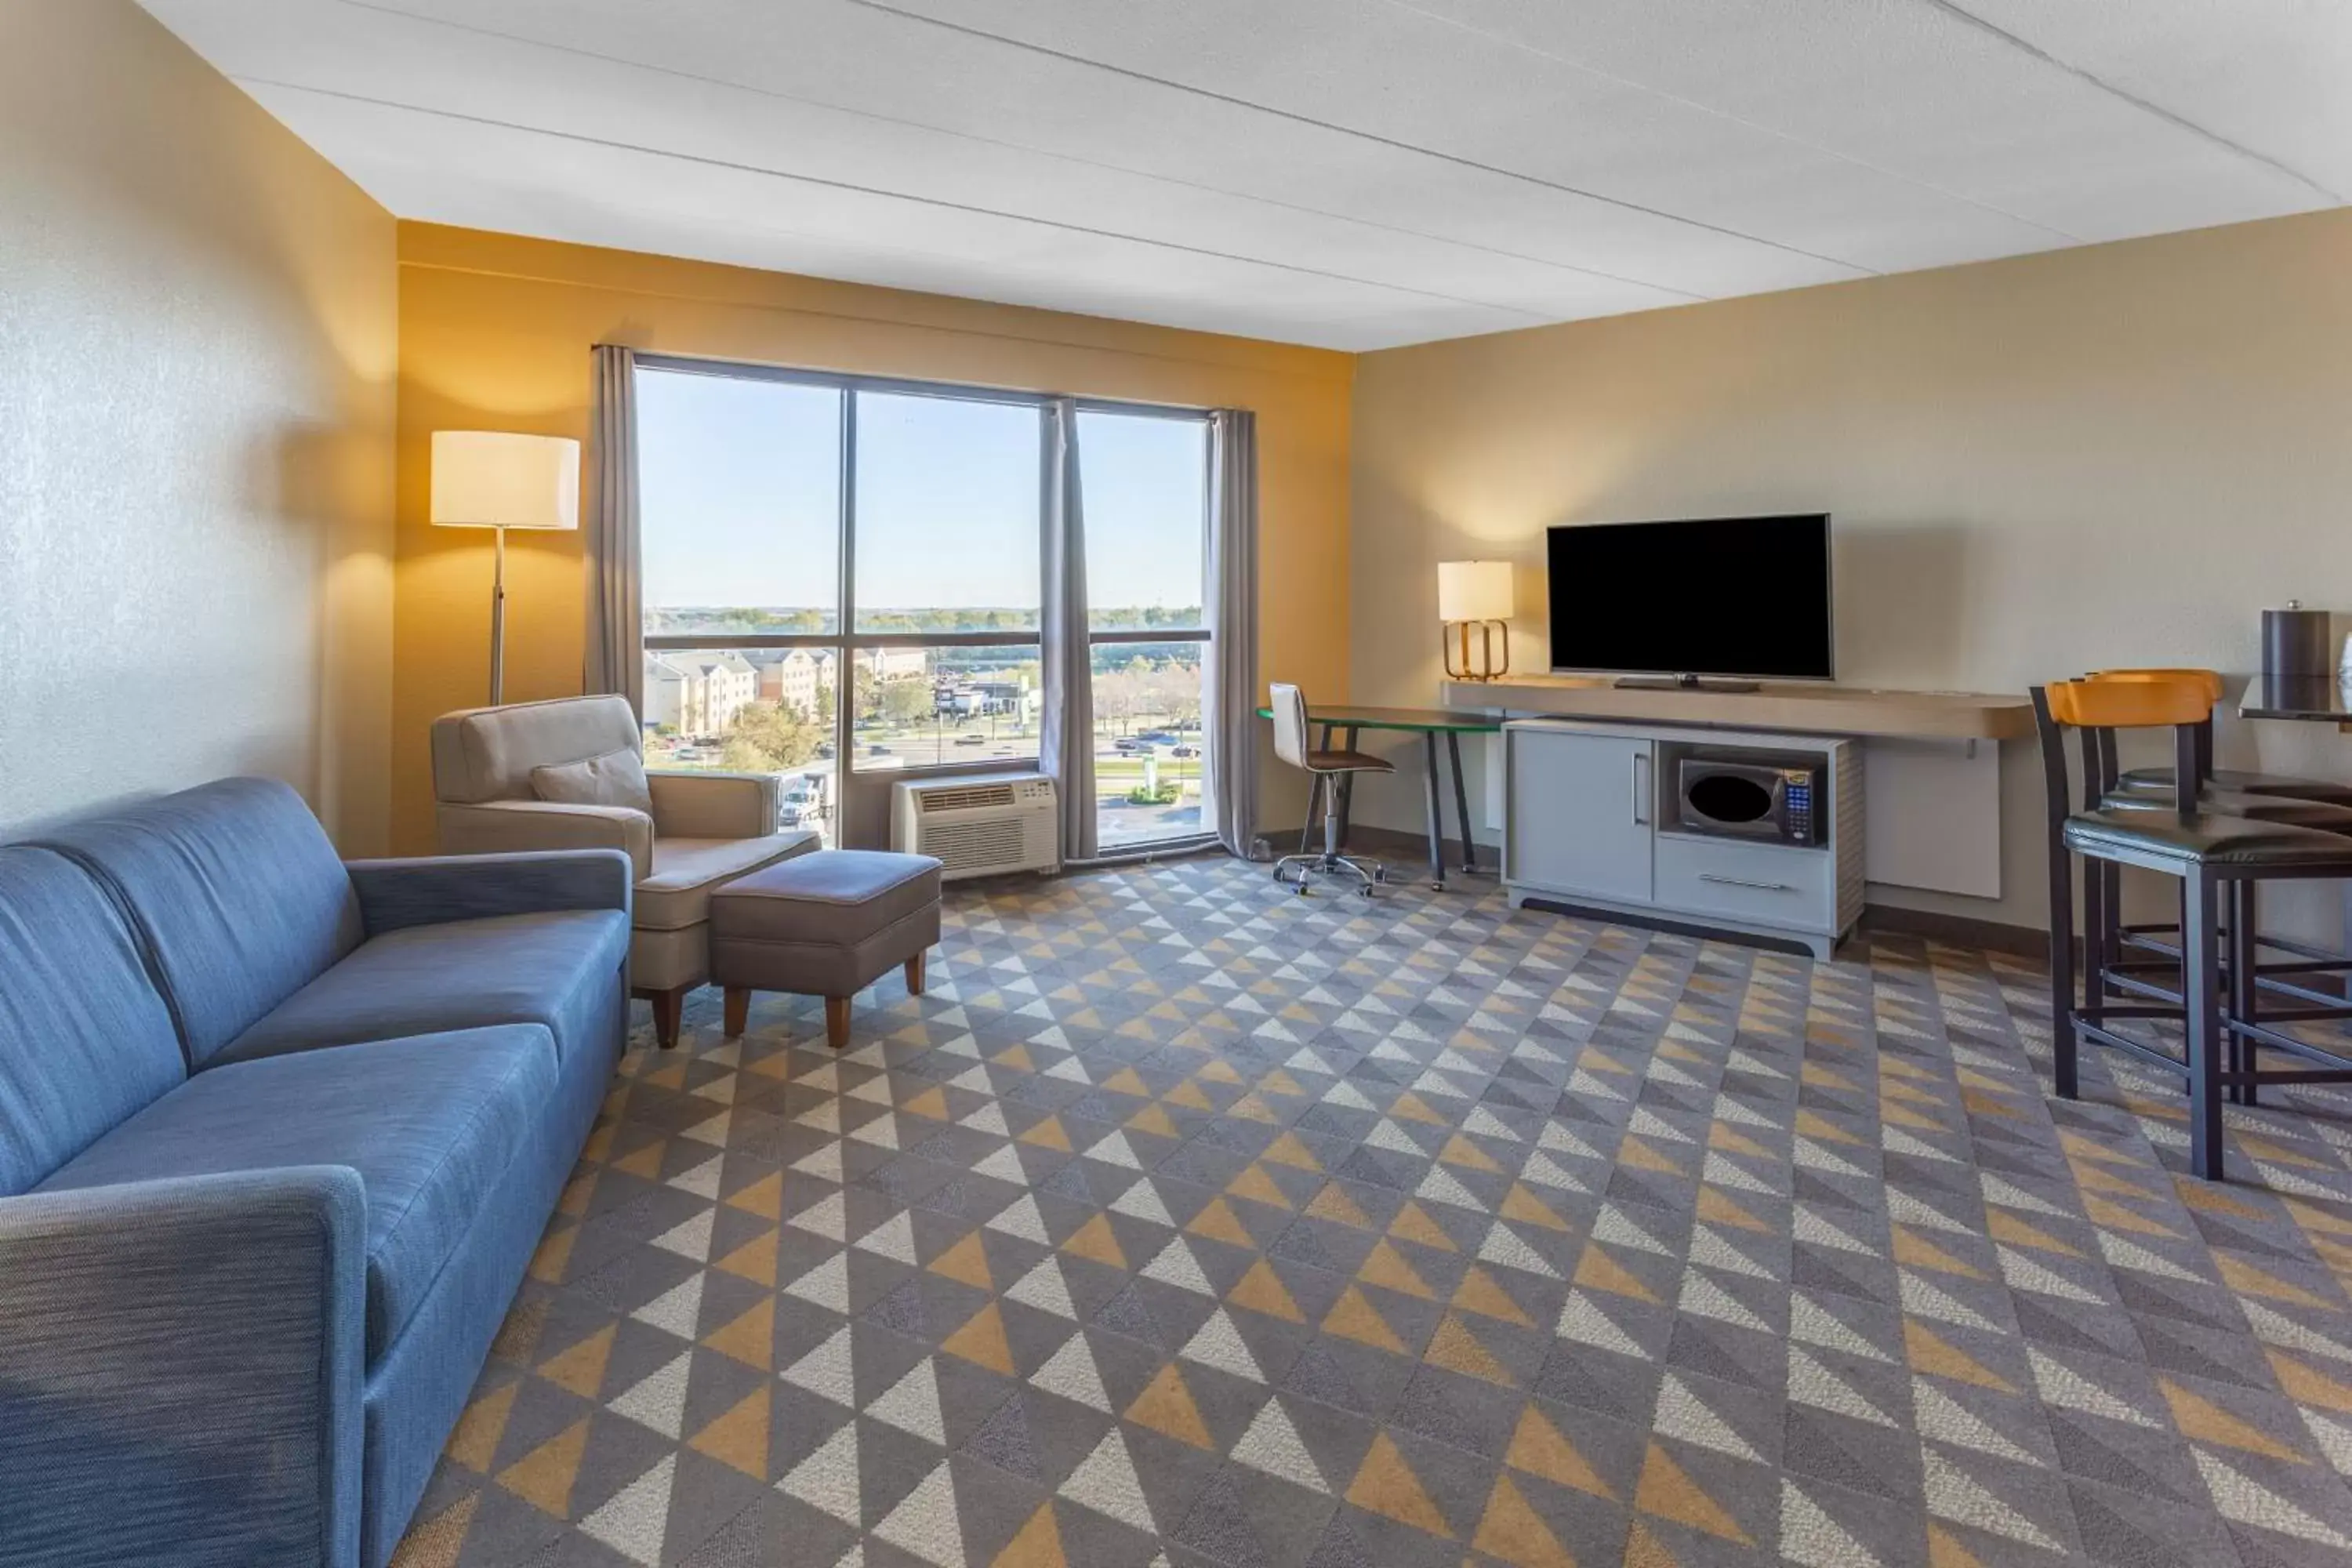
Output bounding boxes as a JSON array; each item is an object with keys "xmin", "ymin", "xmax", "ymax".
[
  {"xmin": 1255, "ymin": 703, "xmax": 1503, "ymax": 734},
  {"xmin": 1440, "ymin": 675, "xmax": 2034, "ymax": 741},
  {"xmin": 2241, "ymin": 675, "xmax": 2352, "ymax": 722}
]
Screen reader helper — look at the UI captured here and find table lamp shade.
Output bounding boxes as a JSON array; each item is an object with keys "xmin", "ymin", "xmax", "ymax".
[
  {"xmin": 1437, "ymin": 560, "xmax": 1513, "ymax": 623},
  {"xmin": 430, "ymin": 431, "xmax": 579, "ymax": 531}
]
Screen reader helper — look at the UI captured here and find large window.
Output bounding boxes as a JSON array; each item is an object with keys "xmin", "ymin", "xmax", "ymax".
[
  {"xmin": 637, "ymin": 361, "xmax": 1212, "ymax": 853},
  {"xmin": 1080, "ymin": 410, "xmax": 1209, "ymax": 848}
]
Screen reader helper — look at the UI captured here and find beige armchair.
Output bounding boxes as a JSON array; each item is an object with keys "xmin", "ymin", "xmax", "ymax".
[{"xmin": 430, "ymin": 695, "xmax": 817, "ymax": 1046}]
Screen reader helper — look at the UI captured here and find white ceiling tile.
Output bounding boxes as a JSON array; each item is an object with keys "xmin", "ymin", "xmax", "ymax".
[
  {"xmin": 1954, "ymin": 0, "xmax": 2351, "ymax": 202},
  {"xmin": 250, "ymin": 85, "xmax": 1519, "ymax": 349},
  {"xmin": 138, "ymin": 0, "xmax": 2347, "ymax": 349},
  {"xmin": 1398, "ymin": 0, "xmax": 2335, "ymax": 239}
]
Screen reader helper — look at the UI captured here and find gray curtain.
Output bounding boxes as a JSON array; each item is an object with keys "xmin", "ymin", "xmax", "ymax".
[
  {"xmin": 1201, "ymin": 408, "xmax": 1260, "ymax": 857},
  {"xmin": 583, "ymin": 344, "xmax": 643, "ymax": 717},
  {"xmin": 1039, "ymin": 398, "xmax": 1098, "ymax": 862}
]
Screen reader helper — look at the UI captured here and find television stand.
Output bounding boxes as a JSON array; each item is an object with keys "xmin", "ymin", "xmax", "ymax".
[{"xmin": 1614, "ymin": 673, "xmax": 1761, "ymax": 693}]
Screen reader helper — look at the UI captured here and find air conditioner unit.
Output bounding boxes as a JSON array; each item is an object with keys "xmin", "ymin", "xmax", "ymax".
[{"xmin": 891, "ymin": 771, "xmax": 1059, "ymax": 880}]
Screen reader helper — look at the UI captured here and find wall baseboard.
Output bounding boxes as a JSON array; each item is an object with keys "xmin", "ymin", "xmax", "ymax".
[
  {"xmin": 1274, "ymin": 818, "xmax": 2054, "ymax": 959},
  {"xmin": 1855, "ymin": 904, "xmax": 2049, "ymax": 959},
  {"xmin": 1258, "ymin": 821, "xmax": 1480, "ymax": 866}
]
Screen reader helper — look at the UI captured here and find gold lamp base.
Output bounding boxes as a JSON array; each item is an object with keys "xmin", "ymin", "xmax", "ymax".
[{"xmin": 1443, "ymin": 619, "xmax": 1509, "ymax": 681}]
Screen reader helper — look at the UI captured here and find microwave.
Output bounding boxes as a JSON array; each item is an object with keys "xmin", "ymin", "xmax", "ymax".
[{"xmin": 1670, "ymin": 755, "xmax": 1824, "ymax": 848}]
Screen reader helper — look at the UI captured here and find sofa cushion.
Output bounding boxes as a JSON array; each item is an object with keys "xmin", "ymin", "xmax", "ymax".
[
  {"xmin": 533, "ymin": 747, "xmax": 654, "ymax": 818},
  {"xmin": 33, "ymin": 778, "xmax": 361, "ymax": 1067},
  {"xmin": 37, "ymin": 1026, "xmax": 556, "ymax": 1360},
  {"xmin": 636, "ymin": 833, "xmax": 816, "ymax": 932},
  {"xmin": 0, "ymin": 847, "xmax": 186, "ymax": 1195},
  {"xmin": 216, "ymin": 909, "xmax": 630, "ymax": 1068}
]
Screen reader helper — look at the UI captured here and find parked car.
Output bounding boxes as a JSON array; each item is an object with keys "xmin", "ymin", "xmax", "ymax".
[
  {"xmin": 672, "ymin": 746, "xmax": 706, "ymax": 761},
  {"xmin": 955, "ymin": 734, "xmax": 986, "ymax": 746},
  {"xmin": 1112, "ymin": 739, "xmax": 1142, "ymax": 753},
  {"xmin": 1170, "ymin": 745, "xmax": 1198, "ymax": 759}
]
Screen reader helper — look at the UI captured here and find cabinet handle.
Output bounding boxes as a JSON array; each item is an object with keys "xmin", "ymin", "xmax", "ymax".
[
  {"xmin": 1700, "ymin": 873, "xmax": 1796, "ymax": 893},
  {"xmin": 1630, "ymin": 752, "xmax": 1648, "ymax": 826}
]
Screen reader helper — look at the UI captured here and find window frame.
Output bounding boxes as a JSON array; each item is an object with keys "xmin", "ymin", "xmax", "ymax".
[{"xmin": 635, "ymin": 354, "xmax": 1214, "ymax": 848}]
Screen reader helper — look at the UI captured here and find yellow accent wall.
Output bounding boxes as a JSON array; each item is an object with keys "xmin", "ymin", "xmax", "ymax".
[
  {"xmin": 1, "ymin": 0, "xmax": 397, "ymax": 848},
  {"xmin": 393, "ymin": 223, "xmax": 1352, "ymax": 852}
]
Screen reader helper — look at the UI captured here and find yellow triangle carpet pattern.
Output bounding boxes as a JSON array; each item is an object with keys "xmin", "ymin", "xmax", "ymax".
[{"xmin": 394, "ymin": 858, "xmax": 2352, "ymax": 1567}]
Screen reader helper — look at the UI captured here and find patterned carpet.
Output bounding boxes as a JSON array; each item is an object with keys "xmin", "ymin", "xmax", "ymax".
[{"xmin": 394, "ymin": 855, "xmax": 2352, "ymax": 1568}]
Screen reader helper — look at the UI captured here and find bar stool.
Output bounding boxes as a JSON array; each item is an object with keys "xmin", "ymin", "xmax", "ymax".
[
  {"xmin": 2034, "ymin": 674, "xmax": 2352, "ymax": 1179},
  {"xmin": 2072, "ymin": 670, "xmax": 2352, "ymax": 1101}
]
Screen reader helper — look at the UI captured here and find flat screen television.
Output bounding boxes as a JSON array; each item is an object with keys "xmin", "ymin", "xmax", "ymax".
[{"xmin": 1547, "ymin": 514, "xmax": 1834, "ymax": 684}]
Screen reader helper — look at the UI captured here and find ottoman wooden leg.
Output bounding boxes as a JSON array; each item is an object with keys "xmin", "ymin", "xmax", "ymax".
[
  {"xmin": 906, "ymin": 951, "xmax": 926, "ymax": 995},
  {"xmin": 724, "ymin": 986, "xmax": 750, "ymax": 1038},
  {"xmin": 825, "ymin": 996, "xmax": 851, "ymax": 1050}
]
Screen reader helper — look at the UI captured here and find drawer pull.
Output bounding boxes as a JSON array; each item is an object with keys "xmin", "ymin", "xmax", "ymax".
[{"xmin": 1699, "ymin": 873, "xmax": 1796, "ymax": 893}]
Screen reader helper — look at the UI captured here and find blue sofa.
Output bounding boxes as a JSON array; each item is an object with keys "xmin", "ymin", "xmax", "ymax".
[{"xmin": 0, "ymin": 778, "xmax": 632, "ymax": 1568}]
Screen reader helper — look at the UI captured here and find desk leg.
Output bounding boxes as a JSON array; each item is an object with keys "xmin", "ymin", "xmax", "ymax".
[
  {"xmin": 1446, "ymin": 731, "xmax": 1478, "ymax": 874},
  {"xmin": 1336, "ymin": 726, "xmax": 1360, "ymax": 850},
  {"xmin": 1422, "ymin": 735, "xmax": 1446, "ymax": 889}
]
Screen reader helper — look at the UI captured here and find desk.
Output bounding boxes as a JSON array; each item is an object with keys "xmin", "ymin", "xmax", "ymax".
[
  {"xmin": 1441, "ymin": 676, "xmax": 2029, "ymax": 898},
  {"xmin": 1440, "ymin": 676, "xmax": 2033, "ymax": 741},
  {"xmin": 1257, "ymin": 705, "xmax": 1501, "ymax": 889},
  {"xmin": 2236, "ymin": 674, "xmax": 2352, "ymax": 1001},
  {"xmin": 2241, "ymin": 675, "xmax": 2352, "ymax": 728}
]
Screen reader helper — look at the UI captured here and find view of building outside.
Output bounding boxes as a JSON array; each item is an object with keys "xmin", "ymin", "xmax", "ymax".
[
  {"xmin": 637, "ymin": 366, "xmax": 1212, "ymax": 853},
  {"xmin": 1091, "ymin": 642, "xmax": 1205, "ymax": 846}
]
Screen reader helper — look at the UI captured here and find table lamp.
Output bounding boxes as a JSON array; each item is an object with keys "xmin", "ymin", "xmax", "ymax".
[
  {"xmin": 431, "ymin": 430, "xmax": 580, "ymax": 706},
  {"xmin": 1439, "ymin": 560, "xmax": 1513, "ymax": 681}
]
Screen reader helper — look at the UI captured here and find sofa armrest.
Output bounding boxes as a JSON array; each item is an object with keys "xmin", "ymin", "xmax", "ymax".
[
  {"xmin": 0, "ymin": 1168, "xmax": 367, "ymax": 1568},
  {"xmin": 346, "ymin": 848, "xmax": 633, "ymax": 937},
  {"xmin": 648, "ymin": 770, "xmax": 779, "ymax": 840},
  {"xmin": 437, "ymin": 799, "xmax": 652, "ymax": 884}
]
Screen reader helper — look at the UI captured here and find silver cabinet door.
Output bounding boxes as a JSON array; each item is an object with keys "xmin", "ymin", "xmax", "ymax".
[{"xmin": 1506, "ymin": 727, "xmax": 1654, "ymax": 904}]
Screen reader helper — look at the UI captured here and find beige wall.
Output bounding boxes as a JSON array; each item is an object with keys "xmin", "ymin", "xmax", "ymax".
[
  {"xmin": 1350, "ymin": 209, "xmax": 2352, "ymax": 931},
  {"xmin": 392, "ymin": 223, "xmax": 1352, "ymax": 853},
  {"xmin": 0, "ymin": 0, "xmax": 397, "ymax": 850}
]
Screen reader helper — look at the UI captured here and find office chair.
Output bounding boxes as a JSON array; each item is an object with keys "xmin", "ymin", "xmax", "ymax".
[{"xmin": 1268, "ymin": 682, "xmax": 1392, "ymax": 896}]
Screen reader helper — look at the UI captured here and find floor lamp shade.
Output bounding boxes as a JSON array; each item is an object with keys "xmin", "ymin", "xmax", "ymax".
[
  {"xmin": 431, "ymin": 432, "xmax": 580, "ymax": 705},
  {"xmin": 430, "ymin": 431, "xmax": 580, "ymax": 532},
  {"xmin": 1438, "ymin": 560, "xmax": 1514, "ymax": 681}
]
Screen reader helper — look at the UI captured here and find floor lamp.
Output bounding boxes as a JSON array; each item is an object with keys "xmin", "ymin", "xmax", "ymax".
[{"xmin": 430, "ymin": 431, "xmax": 580, "ymax": 706}]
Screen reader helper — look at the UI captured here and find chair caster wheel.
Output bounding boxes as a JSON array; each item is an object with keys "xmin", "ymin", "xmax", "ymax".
[{"xmin": 1358, "ymin": 885, "xmax": 1374, "ymax": 898}]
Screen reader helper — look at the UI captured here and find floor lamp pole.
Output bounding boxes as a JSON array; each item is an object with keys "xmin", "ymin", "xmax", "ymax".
[{"xmin": 488, "ymin": 524, "xmax": 507, "ymax": 707}]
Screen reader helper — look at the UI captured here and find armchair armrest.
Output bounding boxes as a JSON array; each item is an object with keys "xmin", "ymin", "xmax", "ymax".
[
  {"xmin": 346, "ymin": 848, "xmax": 633, "ymax": 937},
  {"xmin": 437, "ymin": 799, "xmax": 652, "ymax": 883},
  {"xmin": 0, "ymin": 1168, "xmax": 367, "ymax": 1568},
  {"xmin": 648, "ymin": 770, "xmax": 779, "ymax": 840}
]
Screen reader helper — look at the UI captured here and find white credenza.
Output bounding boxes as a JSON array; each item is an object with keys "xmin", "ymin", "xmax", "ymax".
[{"xmin": 1503, "ymin": 719, "xmax": 1864, "ymax": 959}]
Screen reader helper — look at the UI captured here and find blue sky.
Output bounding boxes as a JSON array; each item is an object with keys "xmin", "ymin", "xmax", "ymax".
[{"xmin": 637, "ymin": 368, "xmax": 1207, "ymax": 614}]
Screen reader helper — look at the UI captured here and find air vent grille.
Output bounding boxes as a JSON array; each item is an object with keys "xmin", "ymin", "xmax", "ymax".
[
  {"xmin": 921, "ymin": 816, "xmax": 1029, "ymax": 874},
  {"xmin": 919, "ymin": 783, "xmax": 1018, "ymax": 813}
]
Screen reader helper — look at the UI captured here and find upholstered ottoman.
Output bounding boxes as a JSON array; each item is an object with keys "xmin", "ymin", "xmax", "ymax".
[{"xmin": 711, "ymin": 849, "xmax": 943, "ymax": 1047}]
